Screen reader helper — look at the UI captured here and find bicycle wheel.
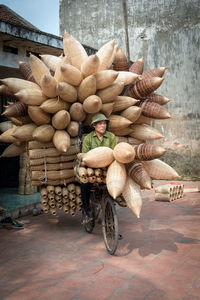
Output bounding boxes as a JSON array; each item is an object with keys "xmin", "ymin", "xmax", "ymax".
[{"xmin": 101, "ymin": 195, "xmax": 119, "ymax": 255}]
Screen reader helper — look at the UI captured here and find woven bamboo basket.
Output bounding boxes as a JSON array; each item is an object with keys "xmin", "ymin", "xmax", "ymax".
[
  {"xmin": 63, "ymin": 31, "xmax": 88, "ymax": 70},
  {"xmin": 82, "ymin": 147, "xmax": 114, "ymax": 168},
  {"xmin": 29, "ymin": 154, "xmax": 76, "ymax": 166},
  {"xmin": 0, "ymin": 84, "xmax": 16, "ymax": 97},
  {"xmin": 8, "ymin": 115, "xmax": 32, "ymax": 126},
  {"xmin": 50, "ymin": 207, "xmax": 57, "ymax": 215},
  {"xmin": 52, "ymin": 110, "xmax": 70, "ymax": 130},
  {"xmin": 42, "ymin": 204, "xmax": 50, "ymax": 213},
  {"xmin": 32, "ymin": 124, "xmax": 55, "ymax": 143},
  {"xmin": 47, "ymin": 185, "xmax": 55, "ymax": 194},
  {"xmin": 69, "ymin": 103, "xmax": 86, "ymax": 121},
  {"xmin": 139, "ymin": 100, "xmax": 171, "ymax": 119},
  {"xmin": 29, "ymin": 54, "xmax": 51, "ymax": 86},
  {"xmin": 95, "ymin": 70, "xmax": 118, "ymax": 89},
  {"xmin": 100, "ymin": 102, "xmax": 114, "ymax": 117},
  {"xmin": 134, "ymin": 143, "xmax": 167, "ymax": 160},
  {"xmin": 1, "ymin": 143, "xmax": 26, "ymax": 158},
  {"xmin": 96, "ymin": 82, "xmax": 124, "ymax": 103},
  {"xmin": 28, "ymin": 138, "xmax": 79, "ymax": 150},
  {"xmin": 121, "ymin": 106, "xmax": 142, "ymax": 123},
  {"xmin": 2, "ymin": 101, "xmax": 28, "ymax": 118},
  {"xmin": 142, "ymin": 159, "xmax": 180, "ymax": 179},
  {"xmin": 96, "ymin": 40, "xmax": 115, "ymax": 71},
  {"xmin": 12, "ymin": 123, "xmax": 37, "ymax": 141},
  {"xmin": 129, "ymin": 57, "xmax": 144, "ymax": 74},
  {"xmin": 40, "ymin": 54, "xmax": 62, "ymax": 72},
  {"xmin": 111, "ymin": 127, "xmax": 133, "ymax": 137},
  {"xmin": 40, "ymin": 98, "xmax": 69, "ymax": 114},
  {"xmin": 0, "ymin": 126, "xmax": 19, "ymax": 144},
  {"xmin": 75, "ymin": 185, "xmax": 81, "ymax": 196},
  {"xmin": 40, "ymin": 187, "xmax": 48, "ymax": 198},
  {"xmin": 53, "ymin": 130, "xmax": 71, "ymax": 153},
  {"xmin": 106, "ymin": 160, "xmax": 126, "ymax": 199},
  {"xmin": 67, "ymin": 121, "xmax": 79, "ymax": 137},
  {"xmin": 54, "ymin": 56, "xmax": 71, "ymax": 82},
  {"xmin": 30, "ymin": 161, "xmax": 74, "ymax": 171},
  {"xmin": 113, "ymin": 48, "xmax": 129, "ymax": 71},
  {"xmin": 122, "ymin": 176, "xmax": 142, "ymax": 218},
  {"xmin": 40, "ymin": 74, "xmax": 57, "ymax": 98},
  {"xmin": 129, "ymin": 124, "xmax": 163, "ymax": 140},
  {"xmin": 134, "ymin": 115, "xmax": 153, "ymax": 124},
  {"xmin": 62, "ymin": 204, "xmax": 69, "ymax": 213},
  {"xmin": 60, "ymin": 64, "xmax": 82, "ymax": 86},
  {"xmin": 141, "ymin": 67, "xmax": 167, "ymax": 80},
  {"xmin": 109, "ymin": 115, "xmax": 132, "ymax": 130},
  {"xmin": 62, "ymin": 187, "xmax": 69, "ymax": 198},
  {"xmin": 146, "ymin": 93, "xmax": 170, "ymax": 105},
  {"xmin": 78, "ymin": 75, "xmax": 96, "ymax": 102},
  {"xmin": 1, "ymin": 78, "xmax": 40, "ymax": 93},
  {"xmin": 54, "ymin": 186, "xmax": 62, "ymax": 196},
  {"xmin": 28, "ymin": 145, "xmax": 79, "ymax": 159},
  {"xmin": 127, "ymin": 161, "xmax": 152, "ymax": 190},
  {"xmin": 112, "ymin": 96, "xmax": 139, "ymax": 112},
  {"xmin": 56, "ymin": 82, "xmax": 77, "ymax": 103},
  {"xmin": 116, "ymin": 136, "xmax": 144, "ymax": 145},
  {"xmin": 115, "ymin": 71, "xmax": 139, "ymax": 85},
  {"xmin": 126, "ymin": 77, "xmax": 164, "ymax": 99},
  {"xmin": 113, "ymin": 142, "xmax": 135, "ymax": 164},
  {"xmin": 15, "ymin": 88, "xmax": 47, "ymax": 106},
  {"xmin": 0, "ymin": 121, "xmax": 13, "ymax": 132},
  {"xmin": 28, "ymin": 106, "xmax": 51, "ymax": 125},
  {"xmin": 155, "ymin": 193, "xmax": 173, "ymax": 202},
  {"xmin": 81, "ymin": 54, "xmax": 100, "ymax": 78},
  {"xmin": 19, "ymin": 61, "xmax": 36, "ymax": 82},
  {"xmin": 83, "ymin": 95, "xmax": 102, "ymax": 114},
  {"xmin": 155, "ymin": 184, "xmax": 175, "ymax": 194},
  {"xmin": 31, "ymin": 169, "xmax": 75, "ymax": 181}
]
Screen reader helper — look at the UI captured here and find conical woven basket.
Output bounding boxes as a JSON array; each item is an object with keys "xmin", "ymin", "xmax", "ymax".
[
  {"xmin": 30, "ymin": 54, "xmax": 51, "ymax": 86},
  {"xmin": 142, "ymin": 159, "xmax": 180, "ymax": 179},
  {"xmin": 96, "ymin": 82, "xmax": 124, "ymax": 103},
  {"xmin": 122, "ymin": 176, "xmax": 142, "ymax": 218},
  {"xmin": 63, "ymin": 31, "xmax": 88, "ymax": 70},
  {"xmin": 106, "ymin": 160, "xmax": 127, "ymax": 199},
  {"xmin": 112, "ymin": 96, "xmax": 139, "ymax": 112},
  {"xmin": 81, "ymin": 54, "xmax": 100, "ymax": 78},
  {"xmin": 95, "ymin": 70, "xmax": 118, "ymax": 89},
  {"xmin": 28, "ymin": 106, "xmax": 51, "ymax": 125},
  {"xmin": 96, "ymin": 40, "xmax": 115, "ymax": 71},
  {"xmin": 78, "ymin": 75, "xmax": 96, "ymax": 102},
  {"xmin": 40, "ymin": 98, "xmax": 69, "ymax": 114}
]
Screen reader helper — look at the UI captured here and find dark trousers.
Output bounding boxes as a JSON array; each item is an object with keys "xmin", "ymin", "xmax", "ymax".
[{"xmin": 81, "ymin": 182, "xmax": 92, "ymax": 214}]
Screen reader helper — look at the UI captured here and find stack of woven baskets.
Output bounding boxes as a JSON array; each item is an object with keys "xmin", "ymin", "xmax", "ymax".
[{"xmin": 0, "ymin": 31, "xmax": 179, "ymax": 217}]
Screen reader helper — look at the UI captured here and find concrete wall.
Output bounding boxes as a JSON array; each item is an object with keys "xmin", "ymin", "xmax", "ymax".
[{"xmin": 60, "ymin": 0, "xmax": 200, "ymax": 178}]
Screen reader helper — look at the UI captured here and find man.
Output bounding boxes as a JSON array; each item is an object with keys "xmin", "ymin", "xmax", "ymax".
[{"xmin": 81, "ymin": 113, "xmax": 116, "ymax": 224}]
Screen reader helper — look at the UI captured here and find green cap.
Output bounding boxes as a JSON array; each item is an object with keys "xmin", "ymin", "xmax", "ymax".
[{"xmin": 91, "ymin": 113, "xmax": 108, "ymax": 125}]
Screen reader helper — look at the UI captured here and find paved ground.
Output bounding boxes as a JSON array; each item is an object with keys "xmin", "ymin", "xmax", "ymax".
[{"xmin": 0, "ymin": 180, "xmax": 200, "ymax": 300}]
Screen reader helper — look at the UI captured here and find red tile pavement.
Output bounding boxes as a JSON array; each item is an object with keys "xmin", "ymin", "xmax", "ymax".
[{"xmin": 0, "ymin": 180, "xmax": 200, "ymax": 300}]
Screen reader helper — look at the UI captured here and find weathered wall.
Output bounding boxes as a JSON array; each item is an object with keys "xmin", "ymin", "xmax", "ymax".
[{"xmin": 60, "ymin": 0, "xmax": 200, "ymax": 178}]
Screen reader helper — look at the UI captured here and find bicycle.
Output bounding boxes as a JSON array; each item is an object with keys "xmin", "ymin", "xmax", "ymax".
[
  {"xmin": 76, "ymin": 122, "xmax": 119, "ymax": 255},
  {"xmin": 84, "ymin": 183, "xmax": 119, "ymax": 255}
]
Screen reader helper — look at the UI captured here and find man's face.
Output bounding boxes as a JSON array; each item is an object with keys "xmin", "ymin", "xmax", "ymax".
[{"xmin": 93, "ymin": 120, "xmax": 107, "ymax": 135}]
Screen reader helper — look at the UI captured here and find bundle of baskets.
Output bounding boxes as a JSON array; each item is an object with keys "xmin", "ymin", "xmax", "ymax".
[{"xmin": 0, "ymin": 31, "xmax": 179, "ymax": 217}]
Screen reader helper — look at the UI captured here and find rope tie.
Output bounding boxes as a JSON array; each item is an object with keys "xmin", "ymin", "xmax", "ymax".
[{"xmin": 38, "ymin": 147, "xmax": 48, "ymax": 184}]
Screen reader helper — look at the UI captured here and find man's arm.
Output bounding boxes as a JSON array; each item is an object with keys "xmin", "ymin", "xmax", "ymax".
[
  {"xmin": 82, "ymin": 135, "xmax": 91, "ymax": 153},
  {"xmin": 110, "ymin": 133, "xmax": 117, "ymax": 150}
]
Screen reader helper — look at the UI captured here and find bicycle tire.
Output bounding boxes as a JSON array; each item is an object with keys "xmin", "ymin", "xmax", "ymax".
[{"xmin": 101, "ymin": 195, "xmax": 119, "ymax": 255}]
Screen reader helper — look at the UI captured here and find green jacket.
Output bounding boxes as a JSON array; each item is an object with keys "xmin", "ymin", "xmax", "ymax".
[{"xmin": 82, "ymin": 130, "xmax": 116, "ymax": 153}]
